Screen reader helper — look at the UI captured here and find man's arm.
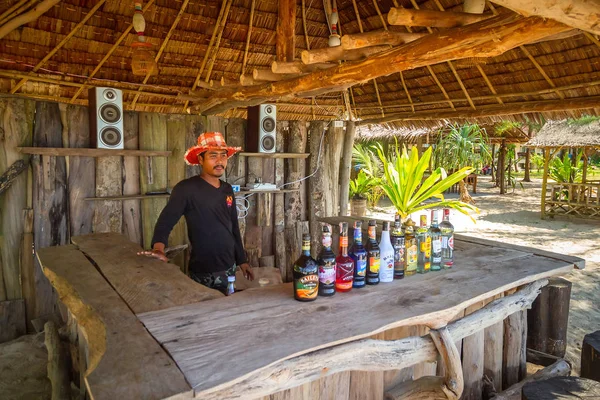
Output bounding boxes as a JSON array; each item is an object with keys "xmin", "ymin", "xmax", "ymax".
[{"xmin": 230, "ymin": 194, "xmax": 254, "ymax": 280}]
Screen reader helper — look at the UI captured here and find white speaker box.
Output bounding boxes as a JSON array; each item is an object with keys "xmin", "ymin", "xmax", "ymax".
[{"xmin": 89, "ymin": 87, "xmax": 124, "ymax": 149}]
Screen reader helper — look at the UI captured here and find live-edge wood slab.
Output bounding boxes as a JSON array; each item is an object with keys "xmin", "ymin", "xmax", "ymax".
[
  {"xmin": 37, "ymin": 244, "xmax": 192, "ymax": 400},
  {"xmin": 71, "ymin": 233, "xmax": 223, "ymax": 314},
  {"xmin": 138, "ymin": 242, "xmax": 581, "ymax": 396}
]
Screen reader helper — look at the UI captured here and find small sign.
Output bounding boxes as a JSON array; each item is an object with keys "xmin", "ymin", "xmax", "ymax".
[{"xmin": 232, "ymin": 185, "xmax": 240, "ymax": 193}]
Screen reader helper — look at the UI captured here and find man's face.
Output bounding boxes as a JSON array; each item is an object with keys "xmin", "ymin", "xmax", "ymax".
[{"xmin": 199, "ymin": 149, "xmax": 228, "ymax": 177}]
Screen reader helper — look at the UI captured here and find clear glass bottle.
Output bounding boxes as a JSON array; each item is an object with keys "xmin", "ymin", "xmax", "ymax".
[
  {"xmin": 391, "ymin": 214, "xmax": 405, "ymax": 279},
  {"xmin": 335, "ymin": 222, "xmax": 354, "ymax": 292},
  {"xmin": 350, "ymin": 221, "xmax": 367, "ymax": 288},
  {"xmin": 366, "ymin": 220, "xmax": 380, "ymax": 285},
  {"xmin": 404, "ymin": 219, "xmax": 418, "ymax": 276},
  {"xmin": 416, "ymin": 214, "xmax": 431, "ymax": 273},
  {"xmin": 379, "ymin": 221, "xmax": 395, "ymax": 283},
  {"xmin": 293, "ymin": 234, "xmax": 319, "ymax": 302},
  {"xmin": 317, "ymin": 225, "xmax": 336, "ymax": 296},
  {"xmin": 226, "ymin": 275, "xmax": 235, "ymax": 296},
  {"xmin": 440, "ymin": 208, "xmax": 455, "ymax": 269},
  {"xmin": 429, "ymin": 210, "xmax": 442, "ymax": 271}
]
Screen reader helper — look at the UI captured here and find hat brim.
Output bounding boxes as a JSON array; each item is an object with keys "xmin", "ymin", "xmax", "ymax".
[{"xmin": 184, "ymin": 145, "xmax": 242, "ymax": 165}]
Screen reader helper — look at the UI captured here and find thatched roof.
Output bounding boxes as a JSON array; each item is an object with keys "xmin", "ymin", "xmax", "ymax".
[
  {"xmin": 526, "ymin": 119, "xmax": 600, "ymax": 148},
  {"xmin": 1, "ymin": 0, "xmax": 600, "ymax": 127}
]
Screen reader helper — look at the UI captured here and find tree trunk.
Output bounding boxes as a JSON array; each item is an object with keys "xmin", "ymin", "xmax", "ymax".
[
  {"xmin": 459, "ymin": 180, "xmax": 474, "ymax": 204},
  {"xmin": 499, "ymin": 140, "xmax": 506, "ymax": 195},
  {"xmin": 491, "ymin": 144, "xmax": 496, "ymax": 184},
  {"xmin": 523, "ymin": 148, "xmax": 531, "ymax": 182}
]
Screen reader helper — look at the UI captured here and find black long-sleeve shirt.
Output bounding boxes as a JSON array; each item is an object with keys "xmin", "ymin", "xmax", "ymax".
[{"xmin": 151, "ymin": 176, "xmax": 246, "ymax": 274}]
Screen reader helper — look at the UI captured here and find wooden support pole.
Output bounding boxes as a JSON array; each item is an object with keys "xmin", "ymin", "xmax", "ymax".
[
  {"xmin": 484, "ymin": 294, "xmax": 504, "ymax": 392},
  {"xmin": 271, "ymin": 60, "xmax": 335, "ymax": 74},
  {"xmin": 581, "ymin": 330, "xmax": 600, "ymax": 382},
  {"xmin": 387, "ymin": 8, "xmax": 492, "ymax": 28},
  {"xmin": 503, "ymin": 308, "xmax": 527, "ymax": 388},
  {"xmin": 541, "ymin": 147, "xmax": 550, "ymax": 219},
  {"xmin": 431, "ymin": 327, "xmax": 464, "ymax": 399},
  {"xmin": 276, "ymin": 0, "xmax": 296, "ymax": 62},
  {"xmin": 253, "ymin": 69, "xmax": 302, "ymax": 82},
  {"xmin": 307, "ymin": 121, "xmax": 326, "ymax": 256},
  {"xmin": 44, "ymin": 320, "xmax": 70, "ymax": 400},
  {"xmin": 339, "ymin": 121, "xmax": 355, "ymax": 216},
  {"xmin": 301, "ymin": 45, "xmax": 389, "ymax": 65},
  {"xmin": 274, "ymin": 122, "xmax": 286, "ymax": 280},
  {"xmin": 0, "ymin": 0, "xmax": 60, "ymax": 40},
  {"xmin": 499, "ymin": 139, "xmax": 506, "ymax": 195},
  {"xmin": 462, "ymin": 301, "xmax": 485, "ymax": 400},
  {"xmin": 341, "ymin": 30, "xmax": 425, "ymax": 50}
]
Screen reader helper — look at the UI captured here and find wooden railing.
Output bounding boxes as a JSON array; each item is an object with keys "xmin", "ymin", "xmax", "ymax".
[{"xmin": 546, "ymin": 182, "xmax": 600, "ymax": 217}]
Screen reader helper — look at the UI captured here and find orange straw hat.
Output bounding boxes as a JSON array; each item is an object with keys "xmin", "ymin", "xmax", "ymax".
[{"xmin": 184, "ymin": 132, "xmax": 242, "ymax": 165}]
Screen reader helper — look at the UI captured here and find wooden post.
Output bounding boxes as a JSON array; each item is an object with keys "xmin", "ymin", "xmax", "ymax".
[
  {"xmin": 93, "ymin": 155, "xmax": 122, "ymax": 233},
  {"xmin": 307, "ymin": 121, "xmax": 326, "ymax": 257},
  {"xmin": 582, "ymin": 147, "xmax": 588, "ymax": 183},
  {"xmin": 581, "ymin": 330, "xmax": 600, "ymax": 382},
  {"xmin": 491, "ymin": 143, "xmax": 496, "ymax": 184},
  {"xmin": 339, "ymin": 121, "xmax": 356, "ymax": 216},
  {"xmin": 523, "ymin": 147, "xmax": 532, "ymax": 182},
  {"xmin": 546, "ymin": 278, "xmax": 571, "ymax": 357},
  {"xmin": 541, "ymin": 147, "xmax": 551, "ymax": 219},
  {"xmin": 499, "ymin": 139, "xmax": 506, "ymax": 195},
  {"xmin": 167, "ymin": 115, "xmax": 188, "ymax": 271},
  {"xmin": 274, "ymin": 121, "xmax": 286, "ymax": 279},
  {"xmin": 44, "ymin": 320, "xmax": 70, "ymax": 400},
  {"xmin": 503, "ymin": 309, "xmax": 527, "ymax": 388},
  {"xmin": 462, "ymin": 301, "xmax": 485, "ymax": 400},
  {"xmin": 185, "ymin": 115, "xmax": 205, "ymax": 179},
  {"xmin": 484, "ymin": 294, "xmax": 504, "ymax": 391},
  {"xmin": 276, "ymin": 0, "xmax": 296, "ymax": 62},
  {"xmin": 122, "ymin": 111, "xmax": 142, "ymax": 245},
  {"xmin": 21, "ymin": 208, "xmax": 35, "ymax": 332}
]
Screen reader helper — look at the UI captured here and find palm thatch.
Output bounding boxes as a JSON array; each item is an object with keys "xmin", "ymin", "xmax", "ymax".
[{"xmin": 526, "ymin": 119, "xmax": 600, "ymax": 148}]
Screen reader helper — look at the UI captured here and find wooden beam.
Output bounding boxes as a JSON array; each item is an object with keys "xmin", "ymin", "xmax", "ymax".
[
  {"xmin": 358, "ymin": 96, "xmax": 600, "ymax": 124},
  {"xmin": 253, "ymin": 69, "xmax": 302, "ymax": 82},
  {"xmin": 520, "ymin": 45, "xmax": 565, "ymax": 99},
  {"xmin": 10, "ymin": 0, "xmax": 107, "ymax": 94},
  {"xmin": 387, "ymin": 7, "xmax": 492, "ymax": 28},
  {"xmin": 489, "ymin": 0, "xmax": 600, "ymax": 35},
  {"xmin": 301, "ymin": 44, "xmax": 389, "ymax": 65},
  {"xmin": 0, "ymin": 0, "xmax": 59, "ymax": 40},
  {"xmin": 203, "ymin": 0, "xmax": 232, "ymax": 85},
  {"xmin": 271, "ymin": 60, "xmax": 335, "ymax": 74},
  {"xmin": 241, "ymin": 0, "xmax": 256, "ymax": 75},
  {"xmin": 341, "ymin": 30, "xmax": 425, "ymax": 50},
  {"xmin": 301, "ymin": 0, "xmax": 310, "ymax": 49},
  {"xmin": 0, "ymin": 0, "xmax": 29, "ymax": 25},
  {"xmin": 276, "ymin": 0, "xmax": 296, "ymax": 62}
]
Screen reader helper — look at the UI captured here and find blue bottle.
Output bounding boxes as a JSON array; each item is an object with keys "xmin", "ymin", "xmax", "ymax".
[{"xmin": 350, "ymin": 221, "xmax": 367, "ymax": 288}]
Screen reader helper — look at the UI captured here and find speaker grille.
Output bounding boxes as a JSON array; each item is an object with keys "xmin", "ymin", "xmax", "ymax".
[
  {"xmin": 103, "ymin": 88, "xmax": 118, "ymax": 101},
  {"xmin": 99, "ymin": 103, "xmax": 121, "ymax": 124},
  {"xmin": 262, "ymin": 117, "xmax": 275, "ymax": 133},
  {"xmin": 100, "ymin": 127, "xmax": 122, "ymax": 147},
  {"xmin": 261, "ymin": 135, "xmax": 275, "ymax": 152}
]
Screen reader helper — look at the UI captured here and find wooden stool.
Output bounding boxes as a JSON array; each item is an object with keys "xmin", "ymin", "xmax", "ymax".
[
  {"xmin": 522, "ymin": 376, "xmax": 600, "ymax": 399},
  {"xmin": 581, "ymin": 330, "xmax": 600, "ymax": 382}
]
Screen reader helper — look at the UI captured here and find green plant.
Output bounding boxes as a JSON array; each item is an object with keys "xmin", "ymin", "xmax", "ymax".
[
  {"xmin": 531, "ymin": 153, "xmax": 545, "ymax": 172},
  {"xmin": 567, "ymin": 114, "xmax": 600, "ymax": 126},
  {"xmin": 352, "ymin": 142, "xmax": 383, "ymax": 177},
  {"xmin": 549, "ymin": 151, "xmax": 583, "ymax": 183},
  {"xmin": 377, "ymin": 145, "xmax": 479, "ymax": 220},
  {"xmin": 349, "ymin": 170, "xmax": 377, "ymax": 200},
  {"xmin": 434, "ymin": 123, "xmax": 491, "ymax": 172}
]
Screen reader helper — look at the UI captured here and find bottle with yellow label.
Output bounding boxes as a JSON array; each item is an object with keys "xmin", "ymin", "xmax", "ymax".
[
  {"xmin": 404, "ymin": 219, "xmax": 418, "ymax": 275},
  {"xmin": 366, "ymin": 220, "xmax": 380, "ymax": 285},
  {"xmin": 417, "ymin": 214, "xmax": 431, "ymax": 273},
  {"xmin": 293, "ymin": 233, "xmax": 319, "ymax": 301}
]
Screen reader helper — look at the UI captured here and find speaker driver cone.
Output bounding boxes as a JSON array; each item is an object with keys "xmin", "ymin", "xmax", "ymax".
[
  {"xmin": 99, "ymin": 103, "xmax": 121, "ymax": 124},
  {"xmin": 262, "ymin": 117, "xmax": 275, "ymax": 133},
  {"xmin": 100, "ymin": 127, "xmax": 122, "ymax": 147},
  {"xmin": 261, "ymin": 135, "xmax": 275, "ymax": 152}
]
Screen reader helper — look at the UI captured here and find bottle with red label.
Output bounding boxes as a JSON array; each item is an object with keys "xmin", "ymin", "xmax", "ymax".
[
  {"xmin": 293, "ymin": 233, "xmax": 319, "ymax": 302},
  {"xmin": 317, "ymin": 225, "xmax": 336, "ymax": 296},
  {"xmin": 440, "ymin": 208, "xmax": 455, "ymax": 268},
  {"xmin": 335, "ymin": 222, "xmax": 354, "ymax": 292},
  {"xmin": 366, "ymin": 220, "xmax": 380, "ymax": 285}
]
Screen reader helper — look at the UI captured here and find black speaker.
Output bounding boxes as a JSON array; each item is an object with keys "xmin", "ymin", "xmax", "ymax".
[
  {"xmin": 247, "ymin": 104, "xmax": 276, "ymax": 153},
  {"xmin": 89, "ymin": 87, "xmax": 124, "ymax": 149}
]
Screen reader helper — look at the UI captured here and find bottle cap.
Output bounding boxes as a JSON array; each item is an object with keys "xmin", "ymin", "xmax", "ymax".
[{"xmin": 227, "ymin": 275, "xmax": 236, "ymax": 282}]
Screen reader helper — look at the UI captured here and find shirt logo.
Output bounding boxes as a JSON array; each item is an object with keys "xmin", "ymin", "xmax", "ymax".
[{"xmin": 226, "ymin": 195, "xmax": 233, "ymax": 208}]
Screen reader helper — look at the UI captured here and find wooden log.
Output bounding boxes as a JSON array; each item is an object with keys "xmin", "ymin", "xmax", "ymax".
[
  {"xmin": 0, "ymin": 299, "xmax": 25, "ymax": 343},
  {"xmin": 0, "ymin": 0, "xmax": 60, "ymax": 40},
  {"xmin": 61, "ymin": 104, "xmax": 94, "ymax": 237},
  {"xmin": 301, "ymin": 45, "xmax": 390, "ymax": 65},
  {"xmin": 339, "ymin": 121, "xmax": 356, "ymax": 216},
  {"xmin": 274, "ymin": 122, "xmax": 286, "ymax": 280},
  {"xmin": 0, "ymin": 159, "xmax": 26, "ymax": 196},
  {"xmin": 191, "ymin": 280, "xmax": 549, "ymax": 400},
  {"xmin": 461, "ymin": 301, "xmax": 485, "ymax": 400},
  {"xmin": 122, "ymin": 111, "xmax": 142, "ymax": 245},
  {"xmin": 256, "ymin": 193, "xmax": 272, "ymax": 227},
  {"xmin": 167, "ymin": 115, "xmax": 188, "ymax": 271},
  {"xmin": 490, "ymin": 359, "xmax": 570, "ymax": 400},
  {"xmin": 0, "ymin": 98, "xmax": 34, "ymax": 302},
  {"xmin": 307, "ymin": 121, "xmax": 326, "ymax": 255},
  {"xmin": 195, "ymin": 14, "xmax": 569, "ymax": 114},
  {"xmin": 503, "ymin": 309, "xmax": 527, "ymax": 388},
  {"xmin": 325, "ymin": 125, "xmax": 344, "ymax": 217},
  {"xmin": 431, "ymin": 327, "xmax": 464, "ymax": 399},
  {"xmin": 387, "ymin": 7, "xmax": 492, "ymax": 28},
  {"xmin": 271, "ymin": 60, "xmax": 335, "ymax": 74},
  {"xmin": 581, "ymin": 330, "xmax": 600, "ymax": 382},
  {"xmin": 139, "ymin": 113, "xmax": 168, "ymax": 249},
  {"xmin": 341, "ymin": 30, "xmax": 425, "ymax": 50},
  {"xmin": 276, "ymin": 0, "xmax": 296, "ymax": 62},
  {"xmin": 253, "ymin": 69, "xmax": 301, "ymax": 82},
  {"xmin": 21, "ymin": 208, "xmax": 35, "ymax": 332},
  {"xmin": 32, "ymin": 101, "xmax": 65, "ymax": 319},
  {"xmin": 484, "ymin": 294, "xmax": 504, "ymax": 391},
  {"xmin": 489, "ymin": 0, "xmax": 600, "ymax": 35},
  {"xmin": 522, "ymin": 376, "xmax": 600, "ymax": 400},
  {"xmin": 44, "ymin": 320, "xmax": 70, "ymax": 400},
  {"xmin": 239, "ymin": 74, "xmax": 258, "ymax": 86},
  {"xmin": 385, "ymin": 376, "xmax": 448, "ymax": 400},
  {"xmin": 93, "ymin": 156, "xmax": 122, "ymax": 233},
  {"xmin": 527, "ymin": 348, "xmax": 562, "ymax": 367}
]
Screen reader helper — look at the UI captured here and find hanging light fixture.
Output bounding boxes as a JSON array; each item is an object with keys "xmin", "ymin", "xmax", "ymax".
[
  {"xmin": 328, "ymin": 0, "xmax": 341, "ymax": 47},
  {"xmin": 131, "ymin": 0, "xmax": 158, "ymax": 76}
]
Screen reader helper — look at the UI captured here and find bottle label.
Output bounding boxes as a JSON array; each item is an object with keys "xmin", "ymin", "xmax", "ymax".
[
  {"xmin": 369, "ymin": 257, "xmax": 380, "ymax": 273},
  {"xmin": 448, "ymin": 236, "xmax": 454, "ymax": 250},
  {"xmin": 322, "ymin": 236, "xmax": 332, "ymax": 248},
  {"xmin": 339, "ymin": 236, "xmax": 348, "ymax": 247},
  {"xmin": 432, "ymin": 238, "xmax": 442, "ymax": 253},
  {"xmin": 318, "ymin": 262, "xmax": 336, "ymax": 285},
  {"xmin": 302, "ymin": 241, "xmax": 310, "ymax": 251},
  {"xmin": 407, "ymin": 244, "xmax": 417, "ymax": 265},
  {"xmin": 368, "ymin": 226, "xmax": 376, "ymax": 240},
  {"xmin": 356, "ymin": 258, "xmax": 367, "ymax": 276},
  {"xmin": 295, "ymin": 275, "xmax": 318, "ymax": 299},
  {"xmin": 354, "ymin": 229, "xmax": 362, "ymax": 242},
  {"xmin": 425, "ymin": 237, "xmax": 431, "ymax": 258},
  {"xmin": 381, "ymin": 254, "xmax": 394, "ymax": 281},
  {"xmin": 336, "ymin": 261, "xmax": 354, "ymax": 289}
]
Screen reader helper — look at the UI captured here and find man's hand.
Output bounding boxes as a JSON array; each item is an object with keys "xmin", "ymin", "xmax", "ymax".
[
  {"xmin": 239, "ymin": 263, "xmax": 254, "ymax": 281},
  {"xmin": 137, "ymin": 249, "xmax": 168, "ymax": 262}
]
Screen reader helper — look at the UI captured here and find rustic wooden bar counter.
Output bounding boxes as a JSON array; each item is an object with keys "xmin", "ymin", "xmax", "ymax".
[{"xmin": 37, "ymin": 232, "xmax": 584, "ymax": 400}]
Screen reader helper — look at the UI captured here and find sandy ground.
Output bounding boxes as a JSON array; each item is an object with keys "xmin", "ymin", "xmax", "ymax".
[{"xmin": 374, "ymin": 177, "xmax": 600, "ymax": 375}]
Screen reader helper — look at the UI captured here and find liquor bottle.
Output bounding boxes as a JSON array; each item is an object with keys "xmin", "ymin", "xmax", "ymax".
[
  {"xmin": 379, "ymin": 221, "xmax": 395, "ymax": 283},
  {"xmin": 404, "ymin": 219, "xmax": 418, "ymax": 276},
  {"xmin": 226, "ymin": 275, "xmax": 235, "ymax": 296},
  {"xmin": 335, "ymin": 222, "xmax": 354, "ymax": 292},
  {"xmin": 391, "ymin": 214, "xmax": 405, "ymax": 279},
  {"xmin": 350, "ymin": 221, "xmax": 367, "ymax": 288},
  {"xmin": 416, "ymin": 215, "xmax": 431, "ymax": 273},
  {"xmin": 366, "ymin": 220, "xmax": 380, "ymax": 285},
  {"xmin": 440, "ymin": 208, "xmax": 455, "ymax": 269},
  {"xmin": 429, "ymin": 210, "xmax": 442, "ymax": 271},
  {"xmin": 317, "ymin": 225, "xmax": 336, "ymax": 296},
  {"xmin": 293, "ymin": 233, "xmax": 319, "ymax": 302}
]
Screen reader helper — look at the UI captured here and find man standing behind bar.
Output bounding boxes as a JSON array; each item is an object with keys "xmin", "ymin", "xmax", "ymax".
[{"xmin": 138, "ymin": 132, "xmax": 254, "ymax": 293}]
